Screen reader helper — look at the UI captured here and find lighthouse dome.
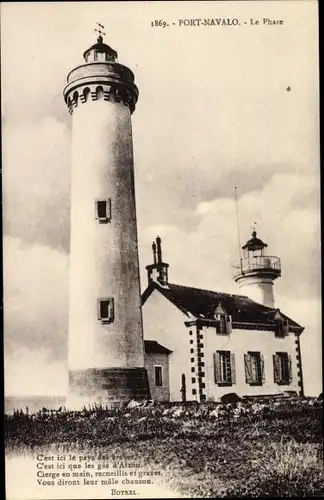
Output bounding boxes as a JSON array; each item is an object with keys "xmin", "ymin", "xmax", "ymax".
[
  {"xmin": 242, "ymin": 231, "xmax": 268, "ymax": 251},
  {"xmin": 83, "ymin": 35, "xmax": 118, "ymax": 62}
]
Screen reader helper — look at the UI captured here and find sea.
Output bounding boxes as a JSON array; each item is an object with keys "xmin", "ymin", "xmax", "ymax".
[{"xmin": 4, "ymin": 396, "xmax": 66, "ymax": 414}]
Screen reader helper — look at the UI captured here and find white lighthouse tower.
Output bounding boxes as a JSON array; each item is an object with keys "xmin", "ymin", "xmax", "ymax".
[
  {"xmin": 64, "ymin": 31, "xmax": 150, "ymax": 407},
  {"xmin": 233, "ymin": 231, "xmax": 281, "ymax": 308}
]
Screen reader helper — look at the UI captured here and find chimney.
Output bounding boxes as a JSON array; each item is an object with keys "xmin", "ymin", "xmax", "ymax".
[{"xmin": 146, "ymin": 236, "xmax": 169, "ymax": 287}]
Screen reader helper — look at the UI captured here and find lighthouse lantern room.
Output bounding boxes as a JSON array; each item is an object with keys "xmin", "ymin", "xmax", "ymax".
[{"xmin": 233, "ymin": 231, "xmax": 281, "ymax": 308}]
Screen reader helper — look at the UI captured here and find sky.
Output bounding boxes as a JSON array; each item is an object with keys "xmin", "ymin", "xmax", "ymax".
[{"xmin": 1, "ymin": 1, "xmax": 321, "ymax": 396}]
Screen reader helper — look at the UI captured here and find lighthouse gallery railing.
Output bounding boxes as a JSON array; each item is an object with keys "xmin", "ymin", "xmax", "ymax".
[{"xmin": 233, "ymin": 255, "xmax": 281, "ymax": 278}]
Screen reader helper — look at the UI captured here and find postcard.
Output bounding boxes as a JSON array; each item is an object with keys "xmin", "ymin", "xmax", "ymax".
[{"xmin": 2, "ymin": 1, "xmax": 321, "ymax": 498}]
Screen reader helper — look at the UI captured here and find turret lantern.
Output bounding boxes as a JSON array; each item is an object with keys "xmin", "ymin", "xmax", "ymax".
[{"xmin": 233, "ymin": 230, "xmax": 281, "ymax": 307}]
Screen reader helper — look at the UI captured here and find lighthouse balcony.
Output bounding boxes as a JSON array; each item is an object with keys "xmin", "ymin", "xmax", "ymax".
[{"xmin": 233, "ymin": 255, "xmax": 281, "ymax": 279}]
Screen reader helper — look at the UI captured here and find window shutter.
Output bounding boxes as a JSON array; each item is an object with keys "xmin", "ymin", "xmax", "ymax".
[
  {"xmin": 230, "ymin": 353, "xmax": 236, "ymax": 385},
  {"xmin": 283, "ymin": 320, "xmax": 290, "ymax": 336},
  {"xmin": 106, "ymin": 198, "xmax": 112, "ymax": 221},
  {"xmin": 244, "ymin": 354, "xmax": 253, "ymax": 384},
  {"xmin": 108, "ymin": 298, "xmax": 115, "ymax": 323},
  {"xmin": 288, "ymin": 354, "xmax": 293, "ymax": 383},
  {"xmin": 219, "ymin": 316, "xmax": 225, "ymax": 334},
  {"xmin": 275, "ymin": 321, "xmax": 284, "ymax": 338},
  {"xmin": 216, "ymin": 315, "xmax": 229, "ymax": 335},
  {"xmin": 214, "ymin": 352, "xmax": 221, "ymax": 384},
  {"xmin": 273, "ymin": 354, "xmax": 280, "ymax": 383},
  {"xmin": 97, "ymin": 300, "xmax": 101, "ymax": 320},
  {"xmin": 226, "ymin": 315, "xmax": 232, "ymax": 334},
  {"xmin": 260, "ymin": 354, "xmax": 266, "ymax": 383}
]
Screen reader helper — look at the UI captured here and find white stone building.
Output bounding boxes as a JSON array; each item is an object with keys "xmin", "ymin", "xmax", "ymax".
[{"xmin": 142, "ymin": 235, "xmax": 304, "ymax": 403}]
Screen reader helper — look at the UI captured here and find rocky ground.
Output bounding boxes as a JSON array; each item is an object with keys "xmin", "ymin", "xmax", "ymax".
[{"xmin": 5, "ymin": 396, "xmax": 324, "ymax": 497}]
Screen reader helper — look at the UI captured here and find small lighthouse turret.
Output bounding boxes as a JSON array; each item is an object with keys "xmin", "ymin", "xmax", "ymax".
[
  {"xmin": 64, "ymin": 31, "xmax": 150, "ymax": 408},
  {"xmin": 233, "ymin": 230, "xmax": 281, "ymax": 307}
]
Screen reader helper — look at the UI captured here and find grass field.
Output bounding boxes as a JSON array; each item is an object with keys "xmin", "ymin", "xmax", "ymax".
[{"xmin": 5, "ymin": 397, "xmax": 324, "ymax": 497}]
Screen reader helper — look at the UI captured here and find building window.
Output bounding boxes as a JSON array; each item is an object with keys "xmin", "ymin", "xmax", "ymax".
[
  {"xmin": 154, "ymin": 366, "xmax": 163, "ymax": 387},
  {"xmin": 214, "ymin": 351, "xmax": 236, "ymax": 385},
  {"xmin": 275, "ymin": 318, "xmax": 290, "ymax": 338},
  {"xmin": 95, "ymin": 199, "xmax": 111, "ymax": 223},
  {"xmin": 244, "ymin": 352, "xmax": 264, "ymax": 385},
  {"xmin": 191, "ymin": 367, "xmax": 195, "ymax": 373},
  {"xmin": 216, "ymin": 315, "xmax": 232, "ymax": 335},
  {"xmin": 273, "ymin": 352, "xmax": 292, "ymax": 385},
  {"xmin": 192, "ymin": 389, "xmax": 197, "ymax": 395},
  {"xmin": 97, "ymin": 298, "xmax": 114, "ymax": 324}
]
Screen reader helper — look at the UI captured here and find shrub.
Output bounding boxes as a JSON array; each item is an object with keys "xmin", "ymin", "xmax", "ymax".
[
  {"xmin": 227, "ymin": 438, "xmax": 324, "ymax": 497},
  {"xmin": 4, "ymin": 398, "xmax": 323, "ymax": 497},
  {"xmin": 220, "ymin": 392, "xmax": 242, "ymax": 404}
]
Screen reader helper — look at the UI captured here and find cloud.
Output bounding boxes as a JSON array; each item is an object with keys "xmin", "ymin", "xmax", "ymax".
[
  {"xmin": 5, "ymin": 347, "xmax": 68, "ymax": 397},
  {"xmin": 275, "ymin": 296, "xmax": 322, "ymax": 397},
  {"xmin": 3, "ymin": 235, "xmax": 69, "ymax": 396},
  {"xmin": 3, "ymin": 236, "xmax": 69, "ymax": 360},
  {"xmin": 3, "ymin": 117, "xmax": 71, "ymax": 252},
  {"xmin": 140, "ymin": 172, "xmax": 320, "ymax": 302},
  {"xmin": 2, "ymin": 2, "xmax": 320, "ymax": 397},
  {"xmin": 2, "ymin": 1, "xmax": 319, "ymax": 249}
]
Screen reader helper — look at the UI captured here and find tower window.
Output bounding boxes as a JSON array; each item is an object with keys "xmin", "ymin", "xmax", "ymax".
[
  {"xmin": 95, "ymin": 199, "xmax": 111, "ymax": 223},
  {"xmin": 97, "ymin": 298, "xmax": 114, "ymax": 324},
  {"xmin": 154, "ymin": 366, "xmax": 163, "ymax": 386},
  {"xmin": 96, "ymin": 51, "xmax": 107, "ymax": 61},
  {"xmin": 83, "ymin": 87, "xmax": 90, "ymax": 102},
  {"xmin": 95, "ymin": 86, "xmax": 104, "ymax": 100},
  {"xmin": 72, "ymin": 91, "xmax": 79, "ymax": 107}
]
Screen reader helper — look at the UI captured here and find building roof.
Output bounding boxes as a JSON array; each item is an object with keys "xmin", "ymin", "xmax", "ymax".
[
  {"xmin": 144, "ymin": 340, "xmax": 172, "ymax": 355},
  {"xmin": 142, "ymin": 282, "xmax": 303, "ymax": 332}
]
